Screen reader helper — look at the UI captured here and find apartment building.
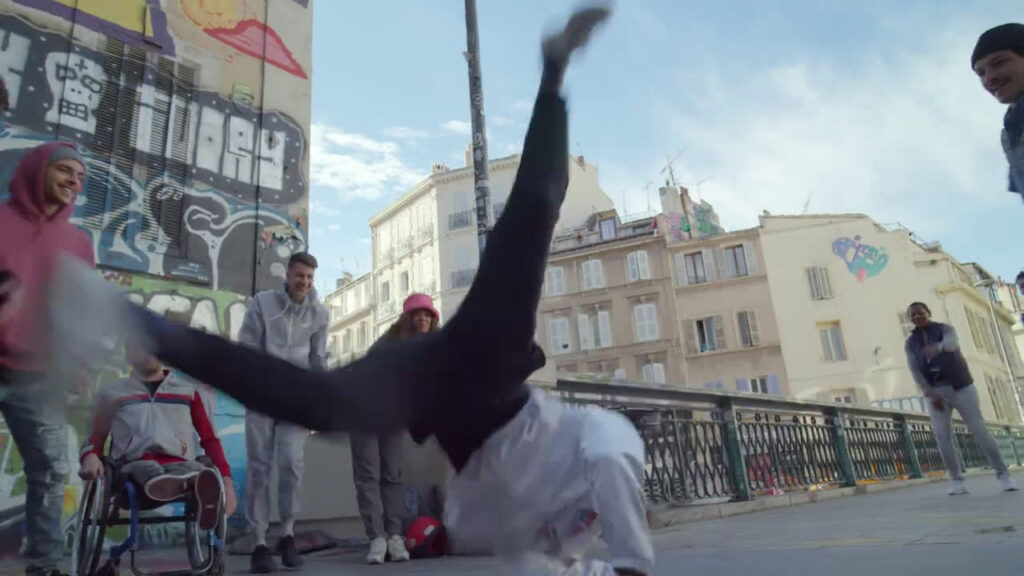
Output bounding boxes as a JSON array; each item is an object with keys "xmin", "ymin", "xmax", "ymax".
[
  {"xmin": 368, "ymin": 151, "xmax": 615, "ymax": 338},
  {"xmin": 539, "ymin": 211, "xmax": 681, "ymax": 385},
  {"xmin": 323, "ymin": 272, "xmax": 374, "ymax": 368}
]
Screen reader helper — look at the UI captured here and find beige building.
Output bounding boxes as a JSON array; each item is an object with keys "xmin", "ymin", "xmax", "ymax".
[{"xmin": 323, "ymin": 272, "xmax": 374, "ymax": 368}]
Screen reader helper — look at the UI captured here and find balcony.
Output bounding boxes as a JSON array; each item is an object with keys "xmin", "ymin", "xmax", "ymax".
[
  {"xmin": 418, "ymin": 224, "xmax": 434, "ymax": 243},
  {"xmin": 450, "ymin": 268, "xmax": 476, "ymax": 290},
  {"xmin": 379, "ymin": 299, "xmax": 398, "ymax": 318},
  {"xmin": 448, "ymin": 209, "xmax": 473, "ymax": 231}
]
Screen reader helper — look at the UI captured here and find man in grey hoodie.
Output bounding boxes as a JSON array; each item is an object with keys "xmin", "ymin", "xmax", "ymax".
[{"xmin": 238, "ymin": 252, "xmax": 328, "ymax": 573}]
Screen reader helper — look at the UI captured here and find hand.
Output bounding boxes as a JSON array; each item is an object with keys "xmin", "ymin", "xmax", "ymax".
[
  {"xmin": 79, "ymin": 453, "xmax": 103, "ymax": 481},
  {"xmin": 223, "ymin": 478, "xmax": 237, "ymax": 517},
  {"xmin": 0, "ymin": 272, "xmax": 24, "ymax": 326},
  {"xmin": 921, "ymin": 345, "xmax": 940, "ymax": 360}
]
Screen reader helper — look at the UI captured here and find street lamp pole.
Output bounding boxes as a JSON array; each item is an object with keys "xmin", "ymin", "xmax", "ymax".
[
  {"xmin": 464, "ymin": 0, "xmax": 491, "ymax": 256},
  {"xmin": 975, "ymin": 279, "xmax": 1024, "ymax": 423}
]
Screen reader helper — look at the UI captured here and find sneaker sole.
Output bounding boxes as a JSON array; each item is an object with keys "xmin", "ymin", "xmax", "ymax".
[
  {"xmin": 194, "ymin": 469, "xmax": 221, "ymax": 531},
  {"xmin": 144, "ymin": 474, "xmax": 192, "ymax": 502}
]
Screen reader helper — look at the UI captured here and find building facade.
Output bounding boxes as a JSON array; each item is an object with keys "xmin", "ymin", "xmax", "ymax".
[
  {"xmin": 323, "ymin": 272, "xmax": 374, "ymax": 368},
  {"xmin": 0, "ymin": 0, "xmax": 316, "ymax": 543}
]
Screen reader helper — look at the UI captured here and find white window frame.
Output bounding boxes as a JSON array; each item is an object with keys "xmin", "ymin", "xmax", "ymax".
[
  {"xmin": 546, "ymin": 266, "xmax": 567, "ymax": 296},
  {"xmin": 581, "ymin": 259, "xmax": 605, "ymax": 291},
  {"xmin": 626, "ymin": 250, "xmax": 651, "ymax": 283},
  {"xmin": 724, "ymin": 244, "xmax": 749, "ymax": 278},
  {"xmin": 547, "ymin": 316, "xmax": 572, "ymax": 355},
  {"xmin": 641, "ymin": 362, "xmax": 667, "ymax": 384},
  {"xmin": 695, "ymin": 316, "xmax": 725, "ymax": 353},
  {"xmin": 600, "ymin": 218, "xmax": 616, "ymax": 240},
  {"xmin": 684, "ymin": 252, "xmax": 707, "ymax": 284},
  {"xmin": 819, "ymin": 322, "xmax": 848, "ymax": 362},
  {"xmin": 750, "ymin": 376, "xmax": 769, "ymax": 394},
  {"xmin": 737, "ymin": 310, "xmax": 760, "ymax": 348},
  {"xmin": 807, "ymin": 266, "xmax": 834, "ymax": 300},
  {"xmin": 633, "ymin": 303, "xmax": 660, "ymax": 342}
]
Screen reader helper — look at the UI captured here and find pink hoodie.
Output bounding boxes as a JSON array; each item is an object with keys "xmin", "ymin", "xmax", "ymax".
[{"xmin": 0, "ymin": 142, "xmax": 95, "ymax": 371}]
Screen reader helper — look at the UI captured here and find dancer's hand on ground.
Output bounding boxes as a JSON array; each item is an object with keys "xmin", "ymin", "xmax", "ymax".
[
  {"xmin": 0, "ymin": 271, "xmax": 23, "ymax": 326},
  {"xmin": 79, "ymin": 453, "xmax": 103, "ymax": 481},
  {"xmin": 223, "ymin": 479, "xmax": 237, "ymax": 517}
]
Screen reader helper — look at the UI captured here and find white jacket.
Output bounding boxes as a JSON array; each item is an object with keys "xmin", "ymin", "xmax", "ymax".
[{"xmin": 445, "ymin": 387, "xmax": 655, "ymax": 575}]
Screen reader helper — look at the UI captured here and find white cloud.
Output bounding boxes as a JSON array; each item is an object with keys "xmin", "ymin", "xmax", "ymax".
[
  {"xmin": 309, "ymin": 123, "xmax": 425, "ymax": 201},
  {"xmin": 440, "ymin": 120, "xmax": 472, "ymax": 136},
  {"xmin": 359, "ymin": 237, "xmax": 371, "ymax": 244},
  {"xmin": 511, "ymin": 99, "xmax": 533, "ymax": 111},
  {"xmin": 382, "ymin": 125, "xmax": 430, "ymax": 141},
  {"xmin": 327, "ymin": 224, "xmax": 341, "ymax": 231},
  {"xmin": 652, "ymin": 21, "xmax": 1008, "ymax": 243}
]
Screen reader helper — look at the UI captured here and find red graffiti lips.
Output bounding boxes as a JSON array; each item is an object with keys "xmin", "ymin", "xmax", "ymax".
[{"xmin": 204, "ymin": 19, "xmax": 307, "ymax": 79}]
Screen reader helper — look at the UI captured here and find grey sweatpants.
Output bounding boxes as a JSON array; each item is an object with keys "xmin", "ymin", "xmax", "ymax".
[
  {"xmin": 927, "ymin": 384, "xmax": 1008, "ymax": 480},
  {"xmin": 350, "ymin": 431, "xmax": 405, "ymax": 539},
  {"xmin": 245, "ymin": 410, "xmax": 307, "ymax": 541}
]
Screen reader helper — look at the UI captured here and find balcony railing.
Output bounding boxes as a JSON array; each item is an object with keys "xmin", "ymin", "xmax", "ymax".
[
  {"xmin": 556, "ymin": 378, "xmax": 1024, "ymax": 506},
  {"xmin": 450, "ymin": 268, "xmax": 475, "ymax": 290},
  {"xmin": 448, "ymin": 209, "xmax": 473, "ymax": 231}
]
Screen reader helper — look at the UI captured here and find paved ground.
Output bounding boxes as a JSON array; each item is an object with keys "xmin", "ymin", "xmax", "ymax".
[{"xmin": 5, "ymin": 475, "xmax": 1021, "ymax": 575}]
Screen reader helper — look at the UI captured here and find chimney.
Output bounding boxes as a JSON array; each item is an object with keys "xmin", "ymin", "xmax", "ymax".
[
  {"xmin": 336, "ymin": 272, "xmax": 354, "ymax": 289},
  {"xmin": 659, "ymin": 185, "xmax": 683, "ymax": 215},
  {"xmin": 431, "ymin": 163, "xmax": 449, "ymax": 174},
  {"xmin": 464, "ymin": 144, "xmax": 474, "ymax": 168}
]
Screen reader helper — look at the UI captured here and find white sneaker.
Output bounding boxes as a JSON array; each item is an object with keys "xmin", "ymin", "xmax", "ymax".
[
  {"xmin": 366, "ymin": 537, "xmax": 386, "ymax": 565},
  {"xmin": 948, "ymin": 480, "xmax": 969, "ymax": 495},
  {"xmin": 387, "ymin": 535, "xmax": 410, "ymax": 562},
  {"xmin": 998, "ymin": 473, "xmax": 1019, "ymax": 492}
]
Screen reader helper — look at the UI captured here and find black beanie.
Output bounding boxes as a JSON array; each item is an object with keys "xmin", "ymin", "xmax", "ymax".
[{"xmin": 972, "ymin": 23, "xmax": 1024, "ymax": 67}]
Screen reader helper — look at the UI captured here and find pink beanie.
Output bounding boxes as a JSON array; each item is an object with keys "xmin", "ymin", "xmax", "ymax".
[{"xmin": 403, "ymin": 293, "xmax": 438, "ymax": 319}]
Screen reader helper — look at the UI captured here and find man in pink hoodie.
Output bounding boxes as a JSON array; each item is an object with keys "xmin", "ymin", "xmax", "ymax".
[{"xmin": 0, "ymin": 141, "xmax": 94, "ymax": 576}]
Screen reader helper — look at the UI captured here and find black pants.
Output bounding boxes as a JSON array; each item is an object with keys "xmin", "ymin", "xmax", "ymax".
[{"xmin": 137, "ymin": 89, "xmax": 568, "ymax": 470}]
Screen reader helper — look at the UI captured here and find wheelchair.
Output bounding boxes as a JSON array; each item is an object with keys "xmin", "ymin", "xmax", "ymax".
[{"xmin": 71, "ymin": 456, "xmax": 226, "ymax": 576}]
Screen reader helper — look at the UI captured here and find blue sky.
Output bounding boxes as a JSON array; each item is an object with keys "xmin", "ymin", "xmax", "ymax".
[{"xmin": 308, "ymin": 1, "xmax": 1021, "ymax": 295}]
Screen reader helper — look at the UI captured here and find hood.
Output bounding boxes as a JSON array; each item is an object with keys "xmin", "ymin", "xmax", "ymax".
[{"xmin": 7, "ymin": 141, "xmax": 81, "ymax": 224}]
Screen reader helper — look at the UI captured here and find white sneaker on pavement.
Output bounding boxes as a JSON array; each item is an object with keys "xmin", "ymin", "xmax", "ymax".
[
  {"xmin": 387, "ymin": 535, "xmax": 410, "ymax": 562},
  {"xmin": 948, "ymin": 480, "xmax": 969, "ymax": 495},
  {"xmin": 998, "ymin": 472, "xmax": 1019, "ymax": 492},
  {"xmin": 366, "ymin": 537, "xmax": 386, "ymax": 565}
]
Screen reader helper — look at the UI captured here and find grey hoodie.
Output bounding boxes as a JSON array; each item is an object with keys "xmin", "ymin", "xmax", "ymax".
[{"xmin": 239, "ymin": 284, "xmax": 329, "ymax": 371}]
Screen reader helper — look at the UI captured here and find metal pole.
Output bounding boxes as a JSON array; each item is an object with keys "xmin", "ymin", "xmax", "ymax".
[
  {"xmin": 464, "ymin": 0, "xmax": 491, "ymax": 255},
  {"xmin": 980, "ymin": 281, "xmax": 1024, "ymax": 422}
]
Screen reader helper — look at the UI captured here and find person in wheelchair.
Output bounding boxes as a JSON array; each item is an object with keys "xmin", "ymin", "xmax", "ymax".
[{"xmin": 78, "ymin": 341, "xmax": 237, "ymax": 529}]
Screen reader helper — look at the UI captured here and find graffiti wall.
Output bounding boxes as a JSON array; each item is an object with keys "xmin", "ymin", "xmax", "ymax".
[
  {"xmin": 0, "ymin": 0, "xmax": 311, "ymax": 554},
  {"xmin": 832, "ymin": 235, "xmax": 889, "ymax": 282}
]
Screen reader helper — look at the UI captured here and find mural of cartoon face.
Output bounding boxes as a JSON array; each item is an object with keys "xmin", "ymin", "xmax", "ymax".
[
  {"xmin": 44, "ymin": 53, "xmax": 105, "ymax": 134},
  {"xmin": 832, "ymin": 235, "xmax": 889, "ymax": 282}
]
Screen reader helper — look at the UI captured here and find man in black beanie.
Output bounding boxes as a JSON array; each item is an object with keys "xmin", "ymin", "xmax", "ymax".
[{"xmin": 972, "ymin": 23, "xmax": 1024, "ymax": 202}]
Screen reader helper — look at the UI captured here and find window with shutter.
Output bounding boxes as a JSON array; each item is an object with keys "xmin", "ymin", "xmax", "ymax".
[
  {"xmin": 581, "ymin": 260, "xmax": 604, "ymax": 290},
  {"xmin": 577, "ymin": 314, "xmax": 595, "ymax": 350},
  {"xmin": 702, "ymin": 248, "xmax": 718, "ymax": 282},
  {"xmin": 738, "ymin": 311, "xmax": 760, "ymax": 347},
  {"xmin": 684, "ymin": 252, "xmax": 707, "ymax": 284},
  {"xmin": 633, "ymin": 303, "xmax": 659, "ymax": 342},
  {"xmin": 642, "ymin": 363, "xmax": 666, "ymax": 384},
  {"xmin": 546, "ymin": 266, "xmax": 566, "ymax": 296},
  {"xmin": 548, "ymin": 317, "xmax": 572, "ymax": 355},
  {"xmin": 627, "ymin": 250, "xmax": 650, "ymax": 282},
  {"xmin": 807, "ymin": 266, "xmax": 834, "ymax": 300},
  {"xmin": 597, "ymin": 310, "xmax": 613, "ymax": 348},
  {"xmin": 674, "ymin": 252, "xmax": 689, "ymax": 286},
  {"xmin": 725, "ymin": 244, "xmax": 748, "ymax": 277},
  {"xmin": 819, "ymin": 321, "xmax": 847, "ymax": 362}
]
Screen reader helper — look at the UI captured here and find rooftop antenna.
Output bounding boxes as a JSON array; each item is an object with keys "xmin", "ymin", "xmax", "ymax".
[
  {"xmin": 660, "ymin": 147, "xmax": 688, "ymax": 189},
  {"xmin": 802, "ymin": 190, "xmax": 813, "ymax": 214},
  {"xmin": 688, "ymin": 176, "xmax": 712, "ymax": 202}
]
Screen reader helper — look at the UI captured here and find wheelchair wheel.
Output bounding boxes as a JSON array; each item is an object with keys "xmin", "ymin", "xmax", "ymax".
[{"xmin": 72, "ymin": 474, "xmax": 111, "ymax": 576}]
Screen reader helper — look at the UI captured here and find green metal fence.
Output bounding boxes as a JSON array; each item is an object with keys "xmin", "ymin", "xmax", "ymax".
[{"xmin": 556, "ymin": 379, "xmax": 1024, "ymax": 505}]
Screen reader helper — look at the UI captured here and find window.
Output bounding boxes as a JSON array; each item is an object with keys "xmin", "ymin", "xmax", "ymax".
[
  {"xmin": 898, "ymin": 311, "xmax": 914, "ymax": 339},
  {"xmin": 965, "ymin": 307, "xmax": 998, "ymax": 356},
  {"xmin": 420, "ymin": 257, "xmax": 434, "ymax": 293},
  {"xmin": 833, "ymin": 394, "xmax": 854, "ymax": 404},
  {"xmin": 691, "ymin": 316, "xmax": 725, "ymax": 353},
  {"xmin": 342, "ymin": 330, "xmax": 352, "ymax": 354},
  {"xmin": 547, "ymin": 317, "xmax": 572, "ymax": 355},
  {"xmin": 546, "ymin": 266, "xmax": 567, "ymax": 296},
  {"xmin": 807, "ymin": 266, "xmax": 833, "ymax": 300},
  {"xmin": 633, "ymin": 303, "xmax": 660, "ymax": 342},
  {"xmin": 704, "ymin": 381, "xmax": 724, "ymax": 391},
  {"xmin": 577, "ymin": 309, "xmax": 613, "ymax": 350},
  {"xmin": 724, "ymin": 245, "xmax": 748, "ymax": 277},
  {"xmin": 356, "ymin": 322, "xmax": 367, "ymax": 350},
  {"xmin": 737, "ymin": 311, "xmax": 760, "ymax": 348},
  {"xmin": 986, "ymin": 374, "xmax": 1005, "ymax": 422},
  {"xmin": 684, "ymin": 252, "xmax": 707, "ymax": 284},
  {"xmin": 737, "ymin": 375, "xmax": 780, "ymax": 395},
  {"xmin": 586, "ymin": 359, "xmax": 620, "ymax": 380},
  {"xmin": 400, "ymin": 271, "xmax": 410, "ymax": 295},
  {"xmin": 378, "ymin": 224, "xmax": 393, "ymax": 262},
  {"xmin": 581, "ymin": 260, "xmax": 605, "ymax": 290},
  {"xmin": 626, "ymin": 250, "xmax": 651, "ymax": 282},
  {"xmin": 379, "ymin": 280, "xmax": 391, "ymax": 304},
  {"xmin": 641, "ymin": 363, "xmax": 666, "ymax": 384},
  {"xmin": 600, "ymin": 218, "xmax": 616, "ymax": 240},
  {"xmin": 819, "ymin": 321, "xmax": 848, "ymax": 362}
]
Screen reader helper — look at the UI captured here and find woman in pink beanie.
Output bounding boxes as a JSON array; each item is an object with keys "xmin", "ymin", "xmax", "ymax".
[{"xmin": 351, "ymin": 293, "xmax": 439, "ymax": 564}]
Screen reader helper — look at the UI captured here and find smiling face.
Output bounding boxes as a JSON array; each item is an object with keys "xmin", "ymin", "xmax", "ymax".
[
  {"xmin": 908, "ymin": 304, "xmax": 931, "ymax": 329},
  {"xmin": 974, "ymin": 49, "xmax": 1024, "ymax": 104},
  {"xmin": 410, "ymin": 309, "xmax": 435, "ymax": 334},
  {"xmin": 43, "ymin": 158, "xmax": 85, "ymax": 216},
  {"xmin": 286, "ymin": 262, "xmax": 315, "ymax": 303}
]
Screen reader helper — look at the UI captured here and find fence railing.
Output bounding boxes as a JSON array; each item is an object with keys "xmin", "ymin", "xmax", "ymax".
[{"xmin": 556, "ymin": 379, "xmax": 1024, "ymax": 505}]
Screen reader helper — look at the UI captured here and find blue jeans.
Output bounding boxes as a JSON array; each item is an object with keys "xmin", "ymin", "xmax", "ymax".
[{"xmin": 0, "ymin": 368, "xmax": 68, "ymax": 574}]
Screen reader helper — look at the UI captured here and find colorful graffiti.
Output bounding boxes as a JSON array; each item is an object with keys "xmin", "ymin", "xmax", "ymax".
[
  {"xmin": 12, "ymin": 0, "xmax": 177, "ymax": 55},
  {"xmin": 182, "ymin": 0, "xmax": 308, "ymax": 78},
  {"xmin": 0, "ymin": 11, "xmax": 308, "ymax": 294},
  {"xmin": 832, "ymin": 235, "xmax": 889, "ymax": 282}
]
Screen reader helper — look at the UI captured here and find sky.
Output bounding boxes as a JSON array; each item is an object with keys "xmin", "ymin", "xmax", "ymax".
[{"xmin": 307, "ymin": 0, "xmax": 1021, "ymax": 296}]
